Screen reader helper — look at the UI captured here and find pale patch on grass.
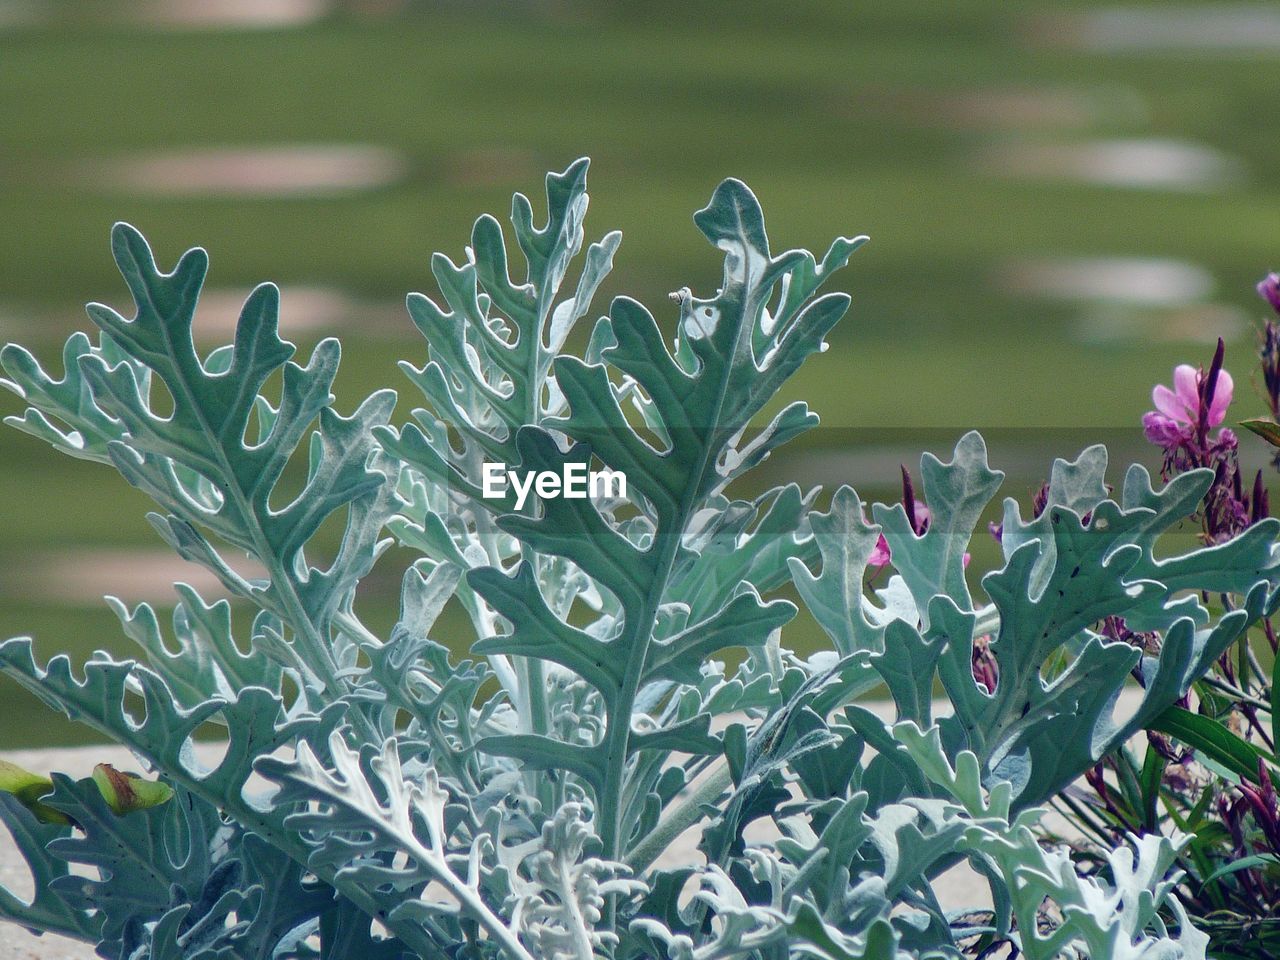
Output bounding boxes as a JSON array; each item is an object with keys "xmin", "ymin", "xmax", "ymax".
[
  {"xmin": 844, "ymin": 85, "xmax": 1147, "ymax": 132},
  {"xmin": 1048, "ymin": 5, "xmax": 1280, "ymax": 54},
  {"xmin": 0, "ymin": 289, "xmax": 405, "ymax": 344},
  {"xmin": 192, "ymin": 286, "xmax": 357, "ymax": 340},
  {"xmin": 18, "ymin": 548, "xmax": 268, "ymax": 605},
  {"xmin": 126, "ymin": 0, "xmax": 333, "ymax": 30},
  {"xmin": 86, "ymin": 144, "xmax": 406, "ymax": 197},
  {"xmin": 1075, "ymin": 303, "xmax": 1247, "ymax": 346},
  {"xmin": 997, "ymin": 257, "xmax": 1215, "ymax": 307},
  {"xmin": 980, "ymin": 139, "xmax": 1242, "ymax": 192},
  {"xmin": 0, "ymin": 1, "xmax": 43, "ymax": 29}
]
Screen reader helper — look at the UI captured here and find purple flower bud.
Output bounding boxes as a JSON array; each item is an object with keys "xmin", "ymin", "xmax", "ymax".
[
  {"xmin": 1253, "ymin": 469, "xmax": 1271, "ymax": 523},
  {"xmin": 1199, "ymin": 338, "xmax": 1226, "ymax": 435},
  {"xmin": 1261, "ymin": 321, "xmax": 1280, "ymax": 418},
  {"xmin": 899, "ymin": 465, "xmax": 929, "ymax": 535},
  {"xmin": 1031, "ymin": 481, "xmax": 1050, "ymax": 519},
  {"xmin": 971, "ymin": 635, "xmax": 998, "ymax": 694},
  {"xmin": 1142, "ymin": 412, "xmax": 1188, "ymax": 450},
  {"xmin": 1259, "ymin": 272, "xmax": 1280, "ymax": 314}
]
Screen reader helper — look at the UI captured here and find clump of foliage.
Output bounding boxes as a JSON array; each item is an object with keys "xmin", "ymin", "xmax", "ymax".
[
  {"xmin": 1, "ymin": 160, "xmax": 1278, "ymax": 959},
  {"xmin": 1044, "ymin": 291, "xmax": 1280, "ymax": 960}
]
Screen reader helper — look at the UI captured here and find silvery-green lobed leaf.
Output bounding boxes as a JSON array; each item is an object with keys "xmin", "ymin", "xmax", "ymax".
[
  {"xmin": 469, "ymin": 170, "xmax": 865, "ymax": 868},
  {"xmin": 793, "ymin": 431, "xmax": 1280, "ymax": 809}
]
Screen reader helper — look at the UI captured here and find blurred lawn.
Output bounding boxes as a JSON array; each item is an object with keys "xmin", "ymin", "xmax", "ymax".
[{"xmin": 2, "ymin": 0, "xmax": 1279, "ymax": 744}]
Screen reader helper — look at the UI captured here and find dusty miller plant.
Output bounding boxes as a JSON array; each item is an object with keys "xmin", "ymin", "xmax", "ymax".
[{"xmin": 1, "ymin": 160, "xmax": 1278, "ymax": 959}]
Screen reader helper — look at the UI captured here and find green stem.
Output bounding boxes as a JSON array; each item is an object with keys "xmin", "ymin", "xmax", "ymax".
[
  {"xmin": 599, "ymin": 531, "xmax": 684, "ymax": 862},
  {"xmin": 598, "ymin": 321, "xmax": 746, "ymax": 928},
  {"xmin": 1202, "ymin": 675, "xmax": 1273, "ymax": 713},
  {"xmin": 624, "ymin": 759, "xmax": 733, "ymax": 873}
]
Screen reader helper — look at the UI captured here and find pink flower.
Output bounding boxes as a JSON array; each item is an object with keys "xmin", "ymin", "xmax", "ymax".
[
  {"xmin": 869, "ymin": 503, "xmax": 927, "ymax": 569},
  {"xmin": 868, "ymin": 534, "xmax": 892, "ymax": 569},
  {"xmin": 867, "ymin": 466, "xmax": 970, "ymax": 574},
  {"xmin": 1141, "ymin": 410, "xmax": 1189, "ymax": 448},
  {"xmin": 867, "ymin": 503, "xmax": 968, "ymax": 569},
  {"xmin": 1142, "ymin": 362, "xmax": 1233, "ymax": 449},
  {"xmin": 865, "ymin": 519, "xmax": 972, "ymax": 570}
]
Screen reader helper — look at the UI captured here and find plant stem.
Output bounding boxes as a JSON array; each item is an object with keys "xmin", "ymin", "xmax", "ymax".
[
  {"xmin": 624, "ymin": 759, "xmax": 734, "ymax": 873},
  {"xmin": 1202, "ymin": 675, "xmax": 1273, "ymax": 714}
]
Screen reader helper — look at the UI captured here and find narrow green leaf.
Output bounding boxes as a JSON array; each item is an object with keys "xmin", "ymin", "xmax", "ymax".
[
  {"xmin": 1273, "ymin": 633, "xmax": 1280, "ymax": 751},
  {"xmin": 1151, "ymin": 706, "xmax": 1270, "ymax": 783},
  {"xmin": 1201, "ymin": 853, "xmax": 1280, "ymax": 888},
  {"xmin": 1241, "ymin": 418, "xmax": 1280, "ymax": 448},
  {"xmin": 1138, "ymin": 746, "xmax": 1166, "ymax": 832}
]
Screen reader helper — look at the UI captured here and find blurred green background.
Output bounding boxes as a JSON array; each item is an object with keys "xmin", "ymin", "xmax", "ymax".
[{"xmin": 3, "ymin": 0, "xmax": 1280, "ymax": 745}]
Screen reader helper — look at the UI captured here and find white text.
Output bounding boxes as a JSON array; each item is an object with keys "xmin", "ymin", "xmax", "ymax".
[{"xmin": 481, "ymin": 462, "xmax": 627, "ymax": 510}]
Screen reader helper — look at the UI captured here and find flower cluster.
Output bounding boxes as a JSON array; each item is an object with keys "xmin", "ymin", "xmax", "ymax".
[
  {"xmin": 1142, "ymin": 340, "xmax": 1235, "ymax": 466},
  {"xmin": 1142, "ymin": 340, "xmax": 1257, "ymax": 543}
]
